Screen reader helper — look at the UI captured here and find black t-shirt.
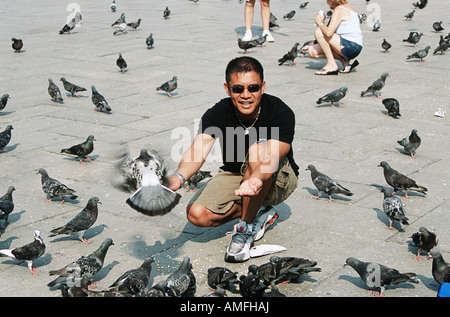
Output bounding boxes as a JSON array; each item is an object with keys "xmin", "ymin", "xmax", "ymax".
[{"xmin": 198, "ymin": 93, "xmax": 299, "ymax": 176}]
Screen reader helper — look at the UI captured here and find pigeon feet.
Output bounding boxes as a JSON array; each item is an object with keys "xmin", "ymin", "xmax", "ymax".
[
  {"xmin": 81, "ymin": 238, "xmax": 92, "ymax": 244},
  {"xmin": 30, "ymin": 267, "xmax": 40, "ymax": 275}
]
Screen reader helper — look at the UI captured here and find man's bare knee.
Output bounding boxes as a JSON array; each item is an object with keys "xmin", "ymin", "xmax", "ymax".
[{"xmin": 186, "ymin": 204, "xmax": 210, "ymax": 227}]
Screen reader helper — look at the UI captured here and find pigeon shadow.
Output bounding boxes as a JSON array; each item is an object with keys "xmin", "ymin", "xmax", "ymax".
[
  {"xmin": 62, "ymin": 154, "xmax": 99, "ymax": 163},
  {"xmin": 303, "ymin": 186, "xmax": 353, "ymax": 202},
  {"xmin": 64, "ymin": 93, "xmax": 89, "ymax": 98},
  {"xmin": 394, "ymin": 147, "xmax": 410, "ymax": 156},
  {"xmin": 45, "ymin": 197, "xmax": 80, "ymax": 204},
  {"xmin": 0, "ymin": 235, "xmax": 19, "ymax": 249},
  {"xmin": 3, "ymin": 209, "xmax": 26, "ymax": 226},
  {"xmin": 157, "ymin": 92, "xmax": 179, "ymax": 98},
  {"xmin": 93, "ymin": 260, "xmax": 120, "ymax": 283},
  {"xmin": 0, "ymin": 111, "xmax": 15, "ymax": 116},
  {"xmin": 373, "ymin": 207, "xmax": 406, "ymax": 232},
  {"xmin": 49, "ymin": 224, "xmax": 108, "ymax": 243},
  {"xmin": 379, "ymin": 110, "xmax": 400, "ymax": 119},
  {"xmin": 0, "ymin": 143, "xmax": 19, "ymax": 153}
]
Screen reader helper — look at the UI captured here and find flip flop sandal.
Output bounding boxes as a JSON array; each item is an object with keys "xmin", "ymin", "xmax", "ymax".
[
  {"xmin": 340, "ymin": 59, "xmax": 359, "ymax": 73},
  {"xmin": 315, "ymin": 68, "xmax": 339, "ymax": 75}
]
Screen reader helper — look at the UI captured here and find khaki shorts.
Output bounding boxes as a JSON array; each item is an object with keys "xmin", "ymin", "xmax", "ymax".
[{"xmin": 188, "ymin": 157, "xmax": 298, "ymax": 214}]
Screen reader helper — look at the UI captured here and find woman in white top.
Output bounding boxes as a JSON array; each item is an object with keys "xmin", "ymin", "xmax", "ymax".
[{"xmin": 303, "ymin": 0, "xmax": 363, "ymax": 75}]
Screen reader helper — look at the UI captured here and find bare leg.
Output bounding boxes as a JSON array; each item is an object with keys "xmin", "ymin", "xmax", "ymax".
[
  {"xmin": 307, "ymin": 28, "xmax": 346, "ymax": 72},
  {"xmin": 244, "ymin": 0, "xmax": 256, "ymax": 32},
  {"xmin": 260, "ymin": 0, "xmax": 270, "ymax": 32}
]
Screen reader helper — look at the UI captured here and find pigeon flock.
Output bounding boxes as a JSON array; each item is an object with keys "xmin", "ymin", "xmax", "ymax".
[{"xmin": 0, "ymin": 0, "xmax": 449, "ymax": 299}]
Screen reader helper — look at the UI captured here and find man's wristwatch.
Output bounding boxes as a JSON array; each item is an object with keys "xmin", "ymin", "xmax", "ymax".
[{"xmin": 173, "ymin": 172, "xmax": 186, "ymax": 186}]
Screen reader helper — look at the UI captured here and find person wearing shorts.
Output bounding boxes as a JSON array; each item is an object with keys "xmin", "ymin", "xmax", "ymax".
[
  {"xmin": 167, "ymin": 56, "xmax": 299, "ymax": 262},
  {"xmin": 301, "ymin": 0, "xmax": 363, "ymax": 75}
]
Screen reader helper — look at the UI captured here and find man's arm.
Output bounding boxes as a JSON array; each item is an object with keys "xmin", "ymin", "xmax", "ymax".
[{"xmin": 168, "ymin": 133, "xmax": 215, "ymax": 191}]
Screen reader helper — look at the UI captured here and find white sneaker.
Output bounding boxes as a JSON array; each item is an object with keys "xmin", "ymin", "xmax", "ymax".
[
  {"xmin": 242, "ymin": 30, "xmax": 252, "ymax": 41},
  {"xmin": 262, "ymin": 30, "xmax": 274, "ymax": 42}
]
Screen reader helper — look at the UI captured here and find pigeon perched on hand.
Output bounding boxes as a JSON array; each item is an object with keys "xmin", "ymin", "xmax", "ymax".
[
  {"xmin": 238, "ymin": 38, "xmax": 257, "ymax": 54},
  {"xmin": 0, "ymin": 125, "xmax": 13, "ymax": 152},
  {"xmin": 127, "ymin": 18, "xmax": 141, "ymax": 31},
  {"xmin": 378, "ymin": 161, "xmax": 427, "ymax": 198},
  {"xmin": 11, "ymin": 38, "xmax": 23, "ymax": 53},
  {"xmin": 433, "ymin": 21, "xmax": 444, "ymax": 33},
  {"xmin": 430, "ymin": 250, "xmax": 450, "ymax": 284},
  {"xmin": 404, "ymin": 10, "xmax": 415, "ymax": 20},
  {"xmin": 344, "ymin": 257, "xmax": 418, "ymax": 297},
  {"xmin": 397, "ymin": 129, "xmax": 421, "ymax": 158},
  {"xmin": 411, "ymin": 227, "xmax": 438, "ymax": 260},
  {"xmin": 61, "ymin": 135, "xmax": 95, "ymax": 164},
  {"xmin": 49, "ymin": 197, "xmax": 100, "ymax": 243},
  {"xmin": 361, "ymin": 72, "xmax": 389, "ymax": 98},
  {"xmin": 316, "ymin": 86, "xmax": 348, "ymax": 107},
  {"xmin": 382, "ymin": 39, "xmax": 391, "ymax": 53},
  {"xmin": 185, "ymin": 170, "xmax": 211, "ymax": 191},
  {"xmin": 146, "ymin": 33, "xmax": 154, "ymax": 49},
  {"xmin": 47, "ymin": 238, "xmax": 114, "ymax": 287},
  {"xmin": 382, "ymin": 98, "xmax": 401, "ymax": 118},
  {"xmin": 48, "ymin": 78, "xmax": 63, "ymax": 103},
  {"xmin": 0, "ymin": 230, "xmax": 45, "ymax": 275},
  {"xmin": 278, "ymin": 42, "xmax": 300, "ymax": 66},
  {"xmin": 207, "ymin": 267, "xmax": 239, "ymax": 290},
  {"xmin": 157, "ymin": 76, "xmax": 177, "ymax": 97},
  {"xmin": 109, "ymin": 257, "xmax": 154, "ymax": 295},
  {"xmin": 60, "ymin": 77, "xmax": 87, "ymax": 97},
  {"xmin": 116, "ymin": 53, "xmax": 127, "ymax": 73},
  {"xmin": 0, "ymin": 186, "xmax": 15, "ymax": 223},
  {"xmin": 403, "ymin": 32, "xmax": 423, "ymax": 47},
  {"xmin": 91, "ymin": 86, "xmax": 111, "ymax": 112},
  {"xmin": 165, "ymin": 257, "xmax": 196, "ymax": 297},
  {"xmin": 407, "ymin": 45, "xmax": 430, "ymax": 62},
  {"xmin": 59, "ymin": 18, "xmax": 76, "ymax": 34},
  {"xmin": 306, "ymin": 164, "xmax": 353, "ymax": 201},
  {"xmin": 380, "ymin": 187, "xmax": 408, "ymax": 230},
  {"xmin": 283, "ymin": 10, "xmax": 296, "ymax": 19},
  {"xmin": 37, "ymin": 168, "xmax": 77, "ymax": 203},
  {"xmin": 0, "ymin": 94, "xmax": 10, "ymax": 111}
]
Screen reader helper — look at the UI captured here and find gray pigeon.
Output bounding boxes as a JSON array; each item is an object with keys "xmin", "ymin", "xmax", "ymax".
[
  {"xmin": 278, "ymin": 42, "xmax": 300, "ymax": 66},
  {"xmin": 163, "ymin": 6, "xmax": 170, "ymax": 19},
  {"xmin": 0, "ymin": 186, "xmax": 15, "ymax": 222},
  {"xmin": 0, "ymin": 94, "xmax": 10, "ymax": 111},
  {"xmin": 59, "ymin": 18, "xmax": 76, "ymax": 34},
  {"xmin": 185, "ymin": 170, "xmax": 211, "ymax": 191},
  {"xmin": 207, "ymin": 267, "xmax": 239, "ymax": 290},
  {"xmin": 433, "ymin": 21, "xmax": 444, "ymax": 33},
  {"xmin": 126, "ymin": 164, "xmax": 181, "ymax": 216},
  {"xmin": 0, "ymin": 125, "xmax": 13, "ymax": 151},
  {"xmin": 380, "ymin": 187, "xmax": 408, "ymax": 230},
  {"xmin": 382, "ymin": 39, "xmax": 391, "ymax": 53},
  {"xmin": 113, "ymin": 22, "xmax": 127, "ymax": 35},
  {"xmin": 11, "ymin": 38, "xmax": 23, "ymax": 53},
  {"xmin": 109, "ymin": 257, "xmax": 154, "ymax": 295},
  {"xmin": 283, "ymin": 10, "xmax": 296, "ymax": 19},
  {"xmin": 299, "ymin": 2, "xmax": 309, "ymax": 9},
  {"xmin": 238, "ymin": 38, "xmax": 257, "ymax": 54},
  {"xmin": 397, "ymin": 129, "xmax": 421, "ymax": 158},
  {"xmin": 60, "ymin": 77, "xmax": 87, "ymax": 97},
  {"xmin": 49, "ymin": 197, "xmax": 100, "ymax": 243},
  {"xmin": 344, "ymin": 257, "xmax": 418, "ymax": 297},
  {"xmin": 316, "ymin": 86, "xmax": 348, "ymax": 107},
  {"xmin": 433, "ymin": 41, "xmax": 449, "ymax": 55},
  {"xmin": 91, "ymin": 86, "xmax": 111, "ymax": 112},
  {"xmin": 372, "ymin": 20, "xmax": 381, "ymax": 31},
  {"xmin": 411, "ymin": 227, "xmax": 438, "ymax": 260},
  {"xmin": 382, "ymin": 98, "xmax": 401, "ymax": 118},
  {"xmin": 0, "ymin": 230, "xmax": 45, "ymax": 275},
  {"xmin": 111, "ymin": 13, "xmax": 126, "ymax": 26},
  {"xmin": 407, "ymin": 45, "xmax": 430, "ymax": 62},
  {"xmin": 157, "ymin": 76, "xmax": 177, "ymax": 97},
  {"xmin": 47, "ymin": 238, "xmax": 114, "ymax": 287},
  {"xmin": 165, "ymin": 257, "xmax": 196, "ymax": 297},
  {"xmin": 361, "ymin": 72, "xmax": 389, "ymax": 98},
  {"xmin": 430, "ymin": 250, "xmax": 450, "ymax": 284},
  {"xmin": 127, "ymin": 18, "xmax": 141, "ymax": 31},
  {"xmin": 110, "ymin": 0, "xmax": 116, "ymax": 12},
  {"xmin": 60, "ymin": 273, "xmax": 93, "ymax": 297},
  {"xmin": 378, "ymin": 161, "xmax": 427, "ymax": 198},
  {"xmin": 137, "ymin": 280, "xmax": 167, "ymax": 297},
  {"xmin": 239, "ymin": 273, "xmax": 267, "ymax": 297},
  {"xmin": 37, "ymin": 168, "xmax": 77, "ymax": 203},
  {"xmin": 146, "ymin": 33, "xmax": 154, "ymax": 49},
  {"xmin": 306, "ymin": 164, "xmax": 353, "ymax": 201},
  {"xmin": 116, "ymin": 53, "xmax": 127, "ymax": 73},
  {"xmin": 404, "ymin": 9, "xmax": 415, "ymax": 20},
  {"xmin": 60, "ymin": 135, "xmax": 95, "ymax": 164},
  {"xmin": 250, "ymin": 34, "xmax": 267, "ymax": 47},
  {"xmin": 403, "ymin": 32, "xmax": 423, "ymax": 47},
  {"xmin": 48, "ymin": 78, "xmax": 63, "ymax": 103}
]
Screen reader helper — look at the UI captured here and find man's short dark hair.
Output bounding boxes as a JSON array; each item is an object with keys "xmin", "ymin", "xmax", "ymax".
[{"xmin": 225, "ymin": 56, "xmax": 264, "ymax": 85}]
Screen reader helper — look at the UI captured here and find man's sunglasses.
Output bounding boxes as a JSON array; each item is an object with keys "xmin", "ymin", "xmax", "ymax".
[{"xmin": 228, "ymin": 84, "xmax": 262, "ymax": 94}]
